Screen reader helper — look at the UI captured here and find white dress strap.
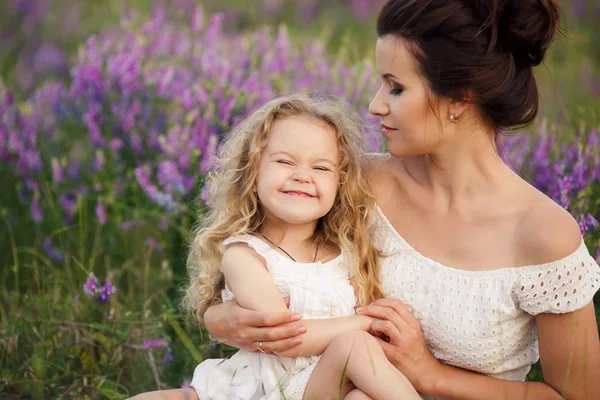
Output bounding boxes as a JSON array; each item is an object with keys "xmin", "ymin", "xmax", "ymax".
[{"xmin": 221, "ymin": 235, "xmax": 279, "ymax": 267}]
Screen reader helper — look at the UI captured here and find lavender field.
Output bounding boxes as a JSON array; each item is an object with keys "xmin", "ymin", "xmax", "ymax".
[{"xmin": 1, "ymin": 1, "xmax": 599, "ymax": 398}]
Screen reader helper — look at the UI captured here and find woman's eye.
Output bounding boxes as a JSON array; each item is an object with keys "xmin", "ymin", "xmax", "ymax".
[{"xmin": 389, "ymin": 87, "xmax": 403, "ymax": 96}]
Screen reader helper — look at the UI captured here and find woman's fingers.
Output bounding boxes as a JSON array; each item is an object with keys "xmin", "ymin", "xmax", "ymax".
[
  {"xmin": 371, "ymin": 319, "xmax": 402, "ymax": 344},
  {"xmin": 242, "ymin": 309, "xmax": 301, "ymax": 328},
  {"xmin": 235, "ymin": 321, "xmax": 306, "ymax": 352},
  {"xmin": 373, "ymin": 335, "xmax": 398, "ymax": 361},
  {"xmin": 254, "ymin": 335, "xmax": 304, "ymax": 355},
  {"xmin": 207, "ymin": 301, "xmax": 304, "ymax": 350},
  {"xmin": 356, "ymin": 303, "xmax": 410, "ymax": 332},
  {"xmin": 371, "ymin": 298, "xmax": 421, "ymax": 330}
]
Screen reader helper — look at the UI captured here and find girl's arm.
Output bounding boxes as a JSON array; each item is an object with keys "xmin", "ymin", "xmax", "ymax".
[{"xmin": 220, "ymin": 244, "xmax": 373, "ymax": 358}]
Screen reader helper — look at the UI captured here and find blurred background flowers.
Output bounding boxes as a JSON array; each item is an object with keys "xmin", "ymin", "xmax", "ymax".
[{"xmin": 0, "ymin": 1, "xmax": 598, "ymax": 398}]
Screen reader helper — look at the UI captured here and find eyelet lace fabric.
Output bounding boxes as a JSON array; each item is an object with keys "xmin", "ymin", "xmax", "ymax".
[{"xmin": 373, "ymin": 205, "xmax": 600, "ymax": 395}]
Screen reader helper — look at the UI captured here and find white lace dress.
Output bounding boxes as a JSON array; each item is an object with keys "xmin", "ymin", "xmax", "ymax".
[
  {"xmin": 190, "ymin": 235, "xmax": 356, "ymax": 400},
  {"xmin": 373, "ymin": 206, "xmax": 600, "ymax": 399}
]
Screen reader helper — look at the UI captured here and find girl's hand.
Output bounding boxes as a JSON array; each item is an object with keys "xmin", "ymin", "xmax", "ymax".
[
  {"xmin": 203, "ymin": 299, "xmax": 306, "ymax": 354},
  {"xmin": 356, "ymin": 298, "xmax": 443, "ymax": 394}
]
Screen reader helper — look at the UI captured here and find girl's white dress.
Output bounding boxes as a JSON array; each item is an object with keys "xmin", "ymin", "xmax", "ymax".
[{"xmin": 190, "ymin": 235, "xmax": 356, "ymax": 400}]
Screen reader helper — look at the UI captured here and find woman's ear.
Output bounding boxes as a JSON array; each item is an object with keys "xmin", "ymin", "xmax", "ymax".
[{"xmin": 449, "ymin": 89, "xmax": 473, "ymax": 119}]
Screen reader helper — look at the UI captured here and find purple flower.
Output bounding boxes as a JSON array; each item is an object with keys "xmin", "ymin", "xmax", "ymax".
[
  {"xmin": 67, "ymin": 163, "xmax": 80, "ymax": 180},
  {"xmin": 297, "ymin": 0, "xmax": 318, "ymax": 22},
  {"xmin": 263, "ymin": 0, "xmax": 283, "ymax": 16},
  {"xmin": 59, "ymin": 194, "xmax": 76, "ymax": 224},
  {"xmin": 571, "ymin": 0, "xmax": 586, "ymax": 21},
  {"xmin": 159, "ymin": 217, "xmax": 169, "ymax": 230},
  {"xmin": 96, "ymin": 198, "xmax": 107, "ymax": 225},
  {"xmin": 191, "ymin": 6, "xmax": 204, "ymax": 32},
  {"xmin": 349, "ymin": 0, "xmax": 380, "ymax": 20},
  {"xmin": 200, "ymin": 183, "xmax": 211, "ymax": 205},
  {"xmin": 51, "ymin": 158, "xmax": 64, "ymax": 183},
  {"xmin": 142, "ymin": 339, "xmax": 168, "ymax": 349},
  {"xmin": 157, "ymin": 160, "xmax": 185, "ymax": 194},
  {"xmin": 120, "ymin": 220, "xmax": 135, "ymax": 231},
  {"xmin": 84, "ymin": 104, "xmax": 104, "ymax": 146},
  {"xmin": 83, "ymin": 273, "xmax": 100, "ymax": 296},
  {"xmin": 43, "ymin": 236, "xmax": 64, "ymax": 262},
  {"xmin": 92, "ymin": 150, "xmax": 105, "ymax": 171},
  {"xmin": 33, "ymin": 43, "xmax": 68, "ymax": 74},
  {"xmin": 97, "ymin": 280, "xmax": 116, "ymax": 304},
  {"xmin": 163, "ymin": 343, "xmax": 175, "ymax": 364},
  {"xmin": 180, "ymin": 379, "xmax": 191, "ymax": 389},
  {"xmin": 200, "ymin": 134, "xmax": 218, "ymax": 173},
  {"xmin": 31, "ymin": 193, "xmax": 43, "ymax": 223},
  {"xmin": 134, "ymin": 165, "xmax": 178, "ymax": 211},
  {"xmin": 579, "ymin": 213, "xmax": 599, "ymax": 236},
  {"xmin": 145, "ymin": 236, "xmax": 163, "ymax": 252},
  {"xmin": 110, "ymin": 138, "xmax": 124, "ymax": 153}
]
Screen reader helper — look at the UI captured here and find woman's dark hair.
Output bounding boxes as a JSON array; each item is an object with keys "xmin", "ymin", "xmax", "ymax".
[{"xmin": 377, "ymin": 0, "xmax": 561, "ymax": 133}]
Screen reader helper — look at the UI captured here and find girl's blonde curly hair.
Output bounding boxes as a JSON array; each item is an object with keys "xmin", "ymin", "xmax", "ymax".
[{"xmin": 182, "ymin": 93, "xmax": 385, "ymax": 324}]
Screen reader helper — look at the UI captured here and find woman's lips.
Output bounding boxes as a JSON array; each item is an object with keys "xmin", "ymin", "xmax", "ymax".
[{"xmin": 381, "ymin": 124, "xmax": 397, "ymax": 138}]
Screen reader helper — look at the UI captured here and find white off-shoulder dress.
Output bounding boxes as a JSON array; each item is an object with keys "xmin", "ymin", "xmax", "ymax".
[
  {"xmin": 372, "ymin": 206, "xmax": 600, "ymax": 399},
  {"xmin": 190, "ymin": 235, "xmax": 356, "ymax": 400}
]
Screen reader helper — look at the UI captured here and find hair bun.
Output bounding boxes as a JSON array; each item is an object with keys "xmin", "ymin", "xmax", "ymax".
[{"xmin": 476, "ymin": 0, "xmax": 561, "ymax": 67}]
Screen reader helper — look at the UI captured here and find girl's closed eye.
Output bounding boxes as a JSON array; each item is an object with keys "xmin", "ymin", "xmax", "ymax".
[
  {"xmin": 313, "ymin": 166, "xmax": 332, "ymax": 172},
  {"xmin": 276, "ymin": 159, "xmax": 294, "ymax": 165}
]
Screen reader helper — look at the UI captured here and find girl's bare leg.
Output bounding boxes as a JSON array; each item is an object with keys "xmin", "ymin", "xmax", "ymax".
[
  {"xmin": 128, "ymin": 389, "xmax": 199, "ymax": 400},
  {"xmin": 303, "ymin": 330, "xmax": 420, "ymax": 400},
  {"xmin": 344, "ymin": 389, "xmax": 373, "ymax": 399}
]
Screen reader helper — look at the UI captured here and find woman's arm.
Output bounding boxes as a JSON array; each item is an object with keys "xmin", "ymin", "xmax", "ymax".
[
  {"xmin": 217, "ymin": 244, "xmax": 374, "ymax": 358},
  {"xmin": 203, "ymin": 300, "xmax": 305, "ymax": 353},
  {"xmin": 357, "ymin": 299, "xmax": 600, "ymax": 400},
  {"xmin": 535, "ymin": 303, "xmax": 600, "ymax": 399},
  {"xmin": 428, "ymin": 303, "xmax": 600, "ymax": 399}
]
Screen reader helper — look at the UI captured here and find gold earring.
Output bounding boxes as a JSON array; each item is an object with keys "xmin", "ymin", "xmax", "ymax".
[{"xmin": 449, "ymin": 113, "xmax": 458, "ymax": 123}]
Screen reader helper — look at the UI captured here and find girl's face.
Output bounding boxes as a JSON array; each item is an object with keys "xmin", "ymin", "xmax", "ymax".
[
  {"xmin": 255, "ymin": 115, "xmax": 341, "ymax": 227},
  {"xmin": 369, "ymin": 36, "xmax": 452, "ymax": 157}
]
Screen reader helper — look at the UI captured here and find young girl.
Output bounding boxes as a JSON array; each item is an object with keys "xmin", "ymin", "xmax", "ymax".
[{"xmin": 183, "ymin": 94, "xmax": 420, "ymax": 400}]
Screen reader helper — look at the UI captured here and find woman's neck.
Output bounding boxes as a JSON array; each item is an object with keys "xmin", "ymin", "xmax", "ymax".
[{"xmin": 402, "ymin": 129, "xmax": 512, "ymax": 213}]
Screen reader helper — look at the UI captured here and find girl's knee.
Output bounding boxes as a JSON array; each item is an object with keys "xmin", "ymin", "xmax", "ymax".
[
  {"xmin": 343, "ymin": 389, "xmax": 373, "ymax": 400},
  {"xmin": 328, "ymin": 330, "xmax": 378, "ymax": 358}
]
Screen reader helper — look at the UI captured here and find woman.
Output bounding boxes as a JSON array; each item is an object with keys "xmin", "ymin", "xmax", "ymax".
[{"xmin": 134, "ymin": 0, "xmax": 600, "ymax": 399}]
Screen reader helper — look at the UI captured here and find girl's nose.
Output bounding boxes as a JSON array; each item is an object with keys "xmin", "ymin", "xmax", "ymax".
[{"xmin": 293, "ymin": 168, "xmax": 311, "ymax": 183}]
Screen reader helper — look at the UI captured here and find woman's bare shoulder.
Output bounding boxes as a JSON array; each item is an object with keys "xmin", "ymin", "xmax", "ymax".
[{"xmin": 516, "ymin": 189, "xmax": 582, "ymax": 265}]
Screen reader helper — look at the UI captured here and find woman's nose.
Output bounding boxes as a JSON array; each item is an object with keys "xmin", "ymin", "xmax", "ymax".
[{"xmin": 368, "ymin": 86, "xmax": 389, "ymax": 116}]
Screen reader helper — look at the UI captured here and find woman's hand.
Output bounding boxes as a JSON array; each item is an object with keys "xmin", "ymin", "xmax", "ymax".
[
  {"xmin": 203, "ymin": 299, "xmax": 307, "ymax": 354},
  {"xmin": 356, "ymin": 298, "xmax": 443, "ymax": 394}
]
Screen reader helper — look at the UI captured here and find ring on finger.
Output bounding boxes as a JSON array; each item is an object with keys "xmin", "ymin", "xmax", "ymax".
[{"xmin": 258, "ymin": 341, "xmax": 267, "ymax": 353}]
